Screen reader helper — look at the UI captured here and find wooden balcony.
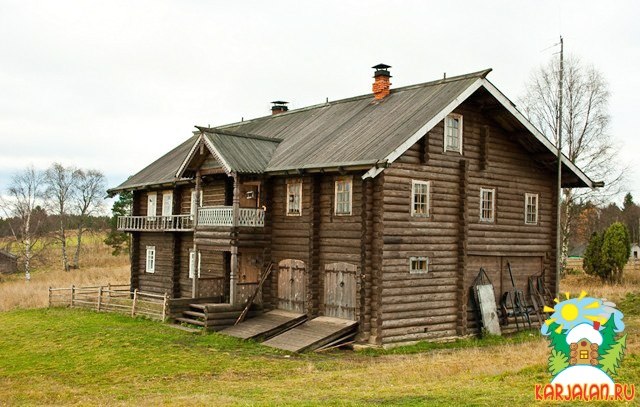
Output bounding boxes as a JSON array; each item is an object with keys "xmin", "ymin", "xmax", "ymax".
[{"xmin": 117, "ymin": 207, "xmax": 265, "ymax": 232}]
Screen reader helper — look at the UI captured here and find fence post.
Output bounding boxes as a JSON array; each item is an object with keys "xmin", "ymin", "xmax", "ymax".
[
  {"xmin": 48, "ymin": 287, "xmax": 52, "ymax": 307},
  {"xmin": 71, "ymin": 285, "xmax": 75, "ymax": 307},
  {"xmin": 131, "ymin": 289, "xmax": 138, "ymax": 317},
  {"xmin": 108, "ymin": 283, "xmax": 111, "ymax": 300},
  {"xmin": 97, "ymin": 286, "xmax": 103, "ymax": 312},
  {"xmin": 162, "ymin": 292, "xmax": 168, "ymax": 321}
]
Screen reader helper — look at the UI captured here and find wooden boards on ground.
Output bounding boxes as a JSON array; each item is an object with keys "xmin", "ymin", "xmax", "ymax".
[
  {"xmin": 476, "ymin": 284, "xmax": 501, "ymax": 335},
  {"xmin": 221, "ymin": 309, "xmax": 307, "ymax": 341},
  {"xmin": 262, "ymin": 316, "xmax": 358, "ymax": 353}
]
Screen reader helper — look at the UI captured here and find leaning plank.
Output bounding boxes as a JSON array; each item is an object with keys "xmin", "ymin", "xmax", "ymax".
[
  {"xmin": 221, "ymin": 310, "xmax": 307, "ymax": 341},
  {"xmin": 262, "ymin": 317, "xmax": 358, "ymax": 353}
]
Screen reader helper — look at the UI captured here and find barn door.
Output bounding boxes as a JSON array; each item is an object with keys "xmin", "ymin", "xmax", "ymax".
[
  {"xmin": 324, "ymin": 262, "xmax": 357, "ymax": 320},
  {"xmin": 277, "ymin": 259, "xmax": 306, "ymax": 313}
]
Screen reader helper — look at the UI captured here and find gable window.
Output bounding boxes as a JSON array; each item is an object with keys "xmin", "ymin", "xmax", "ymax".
[
  {"xmin": 444, "ymin": 113, "xmax": 463, "ymax": 154},
  {"xmin": 286, "ymin": 181, "xmax": 302, "ymax": 216},
  {"xmin": 162, "ymin": 191, "xmax": 173, "ymax": 217},
  {"xmin": 335, "ymin": 177, "xmax": 352, "ymax": 216},
  {"xmin": 145, "ymin": 246, "xmax": 156, "ymax": 273},
  {"xmin": 189, "ymin": 250, "xmax": 201, "ymax": 279},
  {"xmin": 411, "ymin": 180, "xmax": 430, "ymax": 217},
  {"xmin": 525, "ymin": 193, "xmax": 539, "ymax": 225},
  {"xmin": 409, "ymin": 257, "xmax": 429, "ymax": 274},
  {"xmin": 480, "ymin": 188, "xmax": 495, "ymax": 223},
  {"xmin": 147, "ymin": 193, "xmax": 157, "ymax": 220}
]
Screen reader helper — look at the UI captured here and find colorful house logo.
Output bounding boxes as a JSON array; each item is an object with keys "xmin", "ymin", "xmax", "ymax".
[{"xmin": 535, "ymin": 291, "xmax": 635, "ymax": 401}]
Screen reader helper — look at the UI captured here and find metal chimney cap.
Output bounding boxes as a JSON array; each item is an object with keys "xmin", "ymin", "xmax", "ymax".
[
  {"xmin": 372, "ymin": 63, "xmax": 391, "ymax": 70},
  {"xmin": 271, "ymin": 100, "xmax": 289, "ymax": 105}
]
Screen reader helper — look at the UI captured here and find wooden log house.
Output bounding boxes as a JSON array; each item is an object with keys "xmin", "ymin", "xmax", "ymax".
[{"xmin": 108, "ymin": 65, "xmax": 597, "ymax": 345}]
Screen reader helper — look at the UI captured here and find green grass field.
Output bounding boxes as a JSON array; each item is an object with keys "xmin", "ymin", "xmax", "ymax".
[{"xmin": 1, "ymin": 299, "xmax": 638, "ymax": 406}]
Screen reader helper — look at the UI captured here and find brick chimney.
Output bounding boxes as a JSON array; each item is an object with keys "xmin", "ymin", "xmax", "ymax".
[
  {"xmin": 372, "ymin": 63, "xmax": 392, "ymax": 100},
  {"xmin": 271, "ymin": 101, "xmax": 289, "ymax": 115}
]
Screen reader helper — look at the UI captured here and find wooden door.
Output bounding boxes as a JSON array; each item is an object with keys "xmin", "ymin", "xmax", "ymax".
[
  {"xmin": 277, "ymin": 259, "xmax": 306, "ymax": 313},
  {"xmin": 324, "ymin": 262, "xmax": 357, "ymax": 320}
]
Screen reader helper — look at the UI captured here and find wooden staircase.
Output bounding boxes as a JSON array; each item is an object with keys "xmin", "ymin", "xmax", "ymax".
[
  {"xmin": 175, "ymin": 303, "xmax": 207, "ymax": 327},
  {"xmin": 173, "ymin": 302, "xmax": 262, "ymax": 331}
]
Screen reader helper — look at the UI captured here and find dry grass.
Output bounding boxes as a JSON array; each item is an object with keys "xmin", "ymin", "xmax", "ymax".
[
  {"xmin": 561, "ymin": 259, "xmax": 640, "ymax": 302},
  {"xmin": 0, "ymin": 234, "xmax": 129, "ymax": 312}
]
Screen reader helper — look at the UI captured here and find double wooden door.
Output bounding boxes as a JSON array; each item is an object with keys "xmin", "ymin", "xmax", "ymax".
[{"xmin": 277, "ymin": 259, "xmax": 306, "ymax": 313}]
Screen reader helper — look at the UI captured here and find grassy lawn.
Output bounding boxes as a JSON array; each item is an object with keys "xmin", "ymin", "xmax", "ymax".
[{"xmin": 1, "ymin": 305, "xmax": 638, "ymax": 406}]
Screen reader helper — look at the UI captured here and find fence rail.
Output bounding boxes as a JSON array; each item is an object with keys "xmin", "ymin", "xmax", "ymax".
[{"xmin": 48, "ymin": 284, "xmax": 168, "ymax": 321}]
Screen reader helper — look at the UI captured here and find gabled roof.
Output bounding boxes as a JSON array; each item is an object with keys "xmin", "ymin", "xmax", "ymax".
[{"xmin": 109, "ymin": 68, "xmax": 597, "ymax": 194}]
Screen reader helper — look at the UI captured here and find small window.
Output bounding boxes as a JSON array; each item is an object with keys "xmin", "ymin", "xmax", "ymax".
[
  {"xmin": 335, "ymin": 177, "xmax": 352, "ymax": 216},
  {"xmin": 189, "ymin": 250, "xmax": 201, "ymax": 279},
  {"xmin": 444, "ymin": 113, "xmax": 463, "ymax": 154},
  {"xmin": 145, "ymin": 246, "xmax": 156, "ymax": 273},
  {"xmin": 409, "ymin": 257, "xmax": 429, "ymax": 274},
  {"xmin": 162, "ymin": 191, "xmax": 173, "ymax": 217},
  {"xmin": 480, "ymin": 188, "xmax": 495, "ymax": 223},
  {"xmin": 411, "ymin": 180, "xmax": 430, "ymax": 217},
  {"xmin": 525, "ymin": 193, "xmax": 539, "ymax": 225},
  {"xmin": 580, "ymin": 350, "xmax": 589, "ymax": 359},
  {"xmin": 286, "ymin": 182, "xmax": 302, "ymax": 216},
  {"xmin": 147, "ymin": 193, "xmax": 157, "ymax": 220}
]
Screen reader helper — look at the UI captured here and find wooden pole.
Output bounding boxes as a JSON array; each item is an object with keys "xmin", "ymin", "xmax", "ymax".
[
  {"xmin": 71, "ymin": 285, "xmax": 75, "ymax": 307},
  {"xmin": 192, "ymin": 170, "xmax": 201, "ymax": 299},
  {"xmin": 131, "ymin": 288, "xmax": 138, "ymax": 317},
  {"xmin": 48, "ymin": 286, "xmax": 52, "ymax": 308},
  {"xmin": 555, "ymin": 35, "xmax": 564, "ymax": 297},
  {"xmin": 97, "ymin": 286, "xmax": 103, "ymax": 312}
]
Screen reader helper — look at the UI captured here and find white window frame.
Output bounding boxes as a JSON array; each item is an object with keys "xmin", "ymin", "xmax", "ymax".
[
  {"xmin": 479, "ymin": 188, "xmax": 495, "ymax": 223},
  {"xmin": 409, "ymin": 256, "xmax": 429, "ymax": 274},
  {"xmin": 145, "ymin": 246, "xmax": 156, "ymax": 273},
  {"xmin": 334, "ymin": 177, "xmax": 353, "ymax": 216},
  {"xmin": 147, "ymin": 193, "xmax": 157, "ymax": 221},
  {"xmin": 444, "ymin": 113, "xmax": 463, "ymax": 154},
  {"xmin": 286, "ymin": 181, "xmax": 302, "ymax": 216},
  {"xmin": 525, "ymin": 193, "xmax": 539, "ymax": 225},
  {"xmin": 411, "ymin": 180, "xmax": 431, "ymax": 217},
  {"xmin": 162, "ymin": 191, "xmax": 173, "ymax": 217},
  {"xmin": 190, "ymin": 189, "xmax": 203, "ymax": 218},
  {"xmin": 189, "ymin": 250, "xmax": 201, "ymax": 279}
]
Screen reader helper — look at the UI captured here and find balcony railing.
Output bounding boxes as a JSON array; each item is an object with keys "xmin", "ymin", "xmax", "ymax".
[
  {"xmin": 198, "ymin": 206, "xmax": 265, "ymax": 227},
  {"xmin": 117, "ymin": 207, "xmax": 265, "ymax": 231},
  {"xmin": 117, "ymin": 215, "xmax": 194, "ymax": 231}
]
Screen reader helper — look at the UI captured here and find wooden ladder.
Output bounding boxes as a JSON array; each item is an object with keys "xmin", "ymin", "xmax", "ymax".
[{"xmin": 234, "ymin": 262, "xmax": 274, "ymax": 325}]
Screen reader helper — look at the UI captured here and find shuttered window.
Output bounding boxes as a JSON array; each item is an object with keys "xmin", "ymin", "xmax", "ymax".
[
  {"xmin": 145, "ymin": 246, "xmax": 155, "ymax": 273},
  {"xmin": 411, "ymin": 180, "xmax": 430, "ymax": 217},
  {"xmin": 525, "ymin": 193, "xmax": 539, "ymax": 224},
  {"xmin": 444, "ymin": 113, "xmax": 463, "ymax": 154},
  {"xmin": 480, "ymin": 188, "xmax": 495, "ymax": 223},
  {"xmin": 188, "ymin": 250, "xmax": 201, "ymax": 279},
  {"xmin": 409, "ymin": 257, "xmax": 429, "ymax": 274},
  {"xmin": 286, "ymin": 182, "xmax": 302, "ymax": 216},
  {"xmin": 147, "ymin": 193, "xmax": 157, "ymax": 220},
  {"xmin": 335, "ymin": 177, "xmax": 352, "ymax": 215}
]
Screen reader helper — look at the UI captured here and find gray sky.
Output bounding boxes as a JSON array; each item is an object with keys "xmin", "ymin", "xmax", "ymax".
[{"xmin": 1, "ymin": 0, "xmax": 638, "ymax": 205}]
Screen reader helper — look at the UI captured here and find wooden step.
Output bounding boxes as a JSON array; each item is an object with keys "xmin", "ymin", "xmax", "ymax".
[
  {"xmin": 175, "ymin": 317, "xmax": 205, "ymax": 327},
  {"xmin": 168, "ymin": 324, "xmax": 202, "ymax": 333},
  {"xmin": 183, "ymin": 310, "xmax": 205, "ymax": 319},
  {"xmin": 189, "ymin": 304, "xmax": 207, "ymax": 311}
]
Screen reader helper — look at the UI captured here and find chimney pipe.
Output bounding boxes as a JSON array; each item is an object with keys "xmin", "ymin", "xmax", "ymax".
[
  {"xmin": 372, "ymin": 63, "xmax": 392, "ymax": 100},
  {"xmin": 271, "ymin": 101, "xmax": 289, "ymax": 115}
]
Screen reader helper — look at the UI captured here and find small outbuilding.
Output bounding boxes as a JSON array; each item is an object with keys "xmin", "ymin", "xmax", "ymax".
[{"xmin": 0, "ymin": 250, "xmax": 18, "ymax": 274}]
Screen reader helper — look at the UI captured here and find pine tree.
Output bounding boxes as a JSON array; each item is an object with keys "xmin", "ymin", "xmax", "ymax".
[
  {"xmin": 598, "ymin": 314, "xmax": 618, "ymax": 359},
  {"xmin": 547, "ymin": 321, "xmax": 570, "ymax": 357},
  {"xmin": 599, "ymin": 334, "xmax": 627, "ymax": 376},
  {"xmin": 549, "ymin": 349, "xmax": 569, "ymax": 376}
]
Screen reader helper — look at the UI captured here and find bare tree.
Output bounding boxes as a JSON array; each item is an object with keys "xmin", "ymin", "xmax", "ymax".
[
  {"xmin": 44, "ymin": 163, "xmax": 80, "ymax": 271},
  {"xmin": 0, "ymin": 166, "xmax": 45, "ymax": 280},
  {"xmin": 519, "ymin": 55, "xmax": 625, "ymax": 261},
  {"xmin": 71, "ymin": 169, "xmax": 106, "ymax": 269}
]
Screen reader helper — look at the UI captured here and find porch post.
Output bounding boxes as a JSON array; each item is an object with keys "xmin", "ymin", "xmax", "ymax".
[
  {"xmin": 191, "ymin": 170, "xmax": 201, "ymax": 299},
  {"xmin": 230, "ymin": 173, "xmax": 239, "ymax": 305}
]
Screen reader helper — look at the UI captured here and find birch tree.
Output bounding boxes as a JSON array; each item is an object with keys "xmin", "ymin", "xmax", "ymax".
[
  {"xmin": 519, "ymin": 55, "xmax": 625, "ymax": 262},
  {"xmin": 71, "ymin": 169, "xmax": 106, "ymax": 269},
  {"xmin": 0, "ymin": 166, "xmax": 45, "ymax": 280},
  {"xmin": 44, "ymin": 163, "xmax": 80, "ymax": 271}
]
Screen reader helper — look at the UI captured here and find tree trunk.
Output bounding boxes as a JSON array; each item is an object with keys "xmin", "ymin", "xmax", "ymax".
[
  {"xmin": 73, "ymin": 228, "xmax": 84, "ymax": 269},
  {"xmin": 60, "ymin": 222, "xmax": 69, "ymax": 272}
]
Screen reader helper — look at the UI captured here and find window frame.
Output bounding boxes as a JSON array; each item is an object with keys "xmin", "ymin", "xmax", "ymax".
[
  {"xmin": 147, "ymin": 192, "xmax": 157, "ymax": 221},
  {"xmin": 479, "ymin": 187, "xmax": 496, "ymax": 223},
  {"xmin": 145, "ymin": 246, "xmax": 156, "ymax": 273},
  {"xmin": 411, "ymin": 180, "xmax": 431, "ymax": 217},
  {"xmin": 409, "ymin": 256, "xmax": 430, "ymax": 274},
  {"xmin": 334, "ymin": 176, "xmax": 353, "ymax": 216},
  {"xmin": 524, "ymin": 193, "xmax": 539, "ymax": 225},
  {"xmin": 188, "ymin": 250, "xmax": 201, "ymax": 279},
  {"xmin": 162, "ymin": 191, "xmax": 173, "ymax": 217},
  {"xmin": 444, "ymin": 113, "xmax": 463, "ymax": 154},
  {"xmin": 286, "ymin": 181, "xmax": 302, "ymax": 216},
  {"xmin": 190, "ymin": 189, "xmax": 203, "ymax": 218}
]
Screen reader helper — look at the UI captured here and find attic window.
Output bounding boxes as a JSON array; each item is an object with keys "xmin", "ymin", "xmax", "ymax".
[
  {"xmin": 444, "ymin": 113, "xmax": 463, "ymax": 154},
  {"xmin": 287, "ymin": 181, "xmax": 302, "ymax": 216},
  {"xmin": 335, "ymin": 177, "xmax": 352, "ymax": 216}
]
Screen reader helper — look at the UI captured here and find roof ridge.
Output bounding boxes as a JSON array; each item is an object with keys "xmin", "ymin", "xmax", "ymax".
[
  {"xmin": 216, "ymin": 68, "xmax": 492, "ymax": 129},
  {"xmin": 197, "ymin": 127, "xmax": 283, "ymax": 142}
]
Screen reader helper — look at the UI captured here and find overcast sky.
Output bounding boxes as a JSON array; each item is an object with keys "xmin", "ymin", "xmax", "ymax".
[{"xmin": 1, "ymin": 0, "xmax": 638, "ymax": 205}]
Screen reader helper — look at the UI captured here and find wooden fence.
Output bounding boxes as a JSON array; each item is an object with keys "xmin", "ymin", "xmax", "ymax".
[{"xmin": 48, "ymin": 284, "xmax": 169, "ymax": 321}]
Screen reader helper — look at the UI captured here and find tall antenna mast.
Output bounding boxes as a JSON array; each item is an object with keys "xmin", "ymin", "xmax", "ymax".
[{"xmin": 555, "ymin": 35, "xmax": 564, "ymax": 297}]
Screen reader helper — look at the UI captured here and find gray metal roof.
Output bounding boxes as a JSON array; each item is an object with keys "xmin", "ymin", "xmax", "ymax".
[{"xmin": 203, "ymin": 129, "xmax": 281, "ymax": 174}]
